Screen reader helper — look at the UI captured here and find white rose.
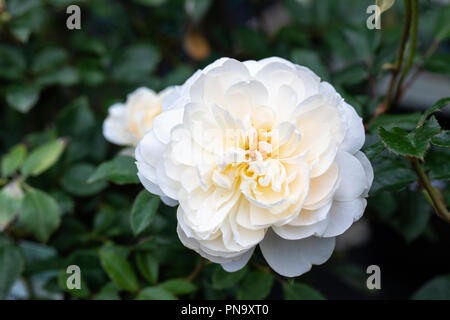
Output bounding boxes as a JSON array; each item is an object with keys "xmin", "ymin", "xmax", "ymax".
[
  {"xmin": 103, "ymin": 87, "xmax": 175, "ymax": 147},
  {"xmin": 135, "ymin": 57, "xmax": 373, "ymax": 277}
]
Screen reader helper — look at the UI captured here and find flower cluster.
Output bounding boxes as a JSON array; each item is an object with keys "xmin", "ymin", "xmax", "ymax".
[{"xmin": 104, "ymin": 57, "xmax": 373, "ymax": 277}]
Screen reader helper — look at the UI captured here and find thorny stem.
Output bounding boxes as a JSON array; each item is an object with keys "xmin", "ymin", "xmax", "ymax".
[
  {"xmin": 409, "ymin": 157, "xmax": 450, "ymax": 224},
  {"xmin": 371, "ymin": 0, "xmax": 450, "ymax": 224},
  {"xmin": 392, "ymin": 0, "xmax": 418, "ymax": 106},
  {"xmin": 382, "ymin": 0, "xmax": 412, "ymax": 113}
]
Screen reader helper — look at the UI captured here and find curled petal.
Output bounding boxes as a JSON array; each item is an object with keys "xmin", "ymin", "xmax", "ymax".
[{"xmin": 260, "ymin": 229, "xmax": 335, "ymax": 277}]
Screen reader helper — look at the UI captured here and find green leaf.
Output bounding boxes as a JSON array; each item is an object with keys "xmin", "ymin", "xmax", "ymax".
[
  {"xmin": 425, "ymin": 147, "xmax": 450, "ymax": 180},
  {"xmin": 1, "ymin": 144, "xmax": 27, "ymax": 177},
  {"xmin": 35, "ymin": 66, "xmax": 79, "ymax": 86},
  {"xmin": 370, "ymin": 153, "xmax": 416, "ymax": 195},
  {"xmin": 424, "ymin": 53, "xmax": 450, "ymax": 75},
  {"xmin": 6, "ymin": 0, "xmax": 41, "ymax": 17},
  {"xmin": 418, "ymin": 97, "xmax": 450, "ymax": 127},
  {"xmin": 160, "ymin": 279, "xmax": 197, "ymax": 295},
  {"xmin": 0, "ymin": 45, "xmax": 26, "ymax": 80},
  {"xmin": 332, "ymin": 64, "xmax": 368, "ymax": 87},
  {"xmin": 94, "ymin": 282, "xmax": 121, "ymax": 300},
  {"xmin": 99, "ymin": 245, "xmax": 139, "ymax": 292},
  {"xmin": 390, "ymin": 191, "xmax": 431, "ymax": 243},
  {"xmin": 19, "ymin": 188, "xmax": 61, "ymax": 242},
  {"xmin": 88, "ymin": 155, "xmax": 139, "ymax": 185},
  {"xmin": 130, "ymin": 191, "xmax": 160, "ymax": 236},
  {"xmin": 61, "ymin": 163, "xmax": 107, "ymax": 197},
  {"xmin": 237, "ymin": 270, "xmax": 274, "ymax": 300},
  {"xmin": 379, "ymin": 117, "xmax": 440, "ymax": 159},
  {"xmin": 234, "ymin": 28, "xmax": 269, "ymax": 59},
  {"xmin": 212, "ymin": 265, "xmax": 247, "ymax": 289},
  {"xmin": 363, "ymin": 141, "xmax": 385, "ymax": 160},
  {"xmin": 413, "ymin": 274, "xmax": 450, "ymax": 300},
  {"xmin": 112, "ymin": 44, "xmax": 161, "ymax": 83},
  {"xmin": 6, "ymin": 84, "xmax": 41, "ymax": 113},
  {"xmin": 31, "ymin": 48, "xmax": 68, "ymax": 74},
  {"xmin": 21, "ymin": 139, "xmax": 67, "ymax": 177},
  {"xmin": 136, "ymin": 286, "xmax": 177, "ymax": 300},
  {"xmin": 431, "ymin": 130, "xmax": 450, "ymax": 147},
  {"xmin": 367, "ymin": 112, "xmax": 421, "ymax": 132},
  {"xmin": 434, "ymin": 6, "xmax": 450, "ymax": 42},
  {"xmin": 133, "ymin": 0, "xmax": 167, "ymax": 7},
  {"xmin": 0, "ymin": 242, "xmax": 25, "ymax": 299},
  {"xmin": 136, "ymin": 252, "xmax": 159, "ymax": 285},
  {"xmin": 283, "ymin": 282, "xmax": 326, "ymax": 300},
  {"xmin": 0, "ymin": 183, "xmax": 23, "ymax": 229},
  {"xmin": 185, "ymin": 0, "xmax": 213, "ymax": 21}
]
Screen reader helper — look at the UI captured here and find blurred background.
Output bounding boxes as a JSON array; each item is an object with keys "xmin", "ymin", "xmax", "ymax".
[{"xmin": 0, "ymin": 0, "xmax": 449, "ymax": 300}]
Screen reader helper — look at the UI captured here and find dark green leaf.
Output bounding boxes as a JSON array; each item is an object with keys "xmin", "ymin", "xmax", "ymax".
[
  {"xmin": 6, "ymin": 85, "xmax": 41, "ymax": 113},
  {"xmin": 370, "ymin": 153, "xmax": 416, "ymax": 195},
  {"xmin": 379, "ymin": 117, "xmax": 440, "ymax": 159},
  {"xmin": 112, "ymin": 44, "xmax": 161, "ymax": 83},
  {"xmin": 425, "ymin": 147, "xmax": 450, "ymax": 180},
  {"xmin": 0, "ymin": 45, "xmax": 26, "ymax": 80},
  {"xmin": 212, "ymin": 265, "xmax": 247, "ymax": 289},
  {"xmin": 94, "ymin": 282, "xmax": 121, "ymax": 300},
  {"xmin": 31, "ymin": 48, "xmax": 68, "ymax": 74},
  {"xmin": 20, "ymin": 188, "xmax": 61, "ymax": 242},
  {"xmin": 367, "ymin": 113, "xmax": 421, "ymax": 132},
  {"xmin": 88, "ymin": 155, "xmax": 139, "ymax": 185},
  {"xmin": 332, "ymin": 64, "xmax": 368, "ymax": 87},
  {"xmin": 61, "ymin": 163, "xmax": 107, "ymax": 196},
  {"xmin": 413, "ymin": 274, "xmax": 450, "ymax": 300},
  {"xmin": 136, "ymin": 252, "xmax": 159, "ymax": 285},
  {"xmin": 6, "ymin": 0, "xmax": 41, "ymax": 17},
  {"xmin": 35, "ymin": 66, "xmax": 79, "ymax": 86},
  {"xmin": 418, "ymin": 97, "xmax": 450, "ymax": 127},
  {"xmin": 160, "ymin": 278, "xmax": 197, "ymax": 295},
  {"xmin": 237, "ymin": 270, "xmax": 274, "ymax": 300},
  {"xmin": 363, "ymin": 141, "xmax": 385, "ymax": 160},
  {"xmin": 431, "ymin": 130, "xmax": 450, "ymax": 147},
  {"xmin": 0, "ymin": 243, "xmax": 24, "ymax": 299},
  {"xmin": 391, "ymin": 191, "xmax": 431, "ymax": 243},
  {"xmin": 136, "ymin": 286, "xmax": 177, "ymax": 300},
  {"xmin": 99, "ymin": 245, "xmax": 139, "ymax": 292},
  {"xmin": 130, "ymin": 190, "xmax": 160, "ymax": 235},
  {"xmin": 424, "ymin": 53, "xmax": 450, "ymax": 75},
  {"xmin": 283, "ymin": 282, "xmax": 325, "ymax": 300}
]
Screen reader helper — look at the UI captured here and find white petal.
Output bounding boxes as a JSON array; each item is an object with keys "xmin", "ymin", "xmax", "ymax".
[
  {"xmin": 334, "ymin": 151, "xmax": 367, "ymax": 201},
  {"xmin": 103, "ymin": 104, "xmax": 137, "ymax": 146},
  {"xmin": 221, "ymin": 247, "xmax": 255, "ymax": 272},
  {"xmin": 354, "ymin": 151, "xmax": 374, "ymax": 197},
  {"xmin": 260, "ymin": 229, "xmax": 335, "ymax": 277},
  {"xmin": 340, "ymin": 102, "xmax": 365, "ymax": 154},
  {"xmin": 322, "ymin": 198, "xmax": 367, "ymax": 237}
]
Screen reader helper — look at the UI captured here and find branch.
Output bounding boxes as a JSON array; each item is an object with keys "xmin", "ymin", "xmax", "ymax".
[
  {"xmin": 383, "ymin": 0, "xmax": 412, "ymax": 113},
  {"xmin": 409, "ymin": 157, "xmax": 450, "ymax": 224},
  {"xmin": 392, "ymin": 0, "xmax": 418, "ymax": 106}
]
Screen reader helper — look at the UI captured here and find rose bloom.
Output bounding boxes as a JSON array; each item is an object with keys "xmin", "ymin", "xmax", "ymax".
[
  {"xmin": 103, "ymin": 87, "xmax": 174, "ymax": 147},
  {"xmin": 135, "ymin": 57, "xmax": 373, "ymax": 277}
]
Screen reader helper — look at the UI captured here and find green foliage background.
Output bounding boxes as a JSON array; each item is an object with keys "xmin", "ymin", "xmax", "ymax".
[{"xmin": 0, "ymin": 0, "xmax": 449, "ymax": 300}]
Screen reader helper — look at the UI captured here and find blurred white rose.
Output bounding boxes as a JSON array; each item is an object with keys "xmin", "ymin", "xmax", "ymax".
[
  {"xmin": 136, "ymin": 57, "xmax": 373, "ymax": 277},
  {"xmin": 103, "ymin": 87, "xmax": 174, "ymax": 147}
]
